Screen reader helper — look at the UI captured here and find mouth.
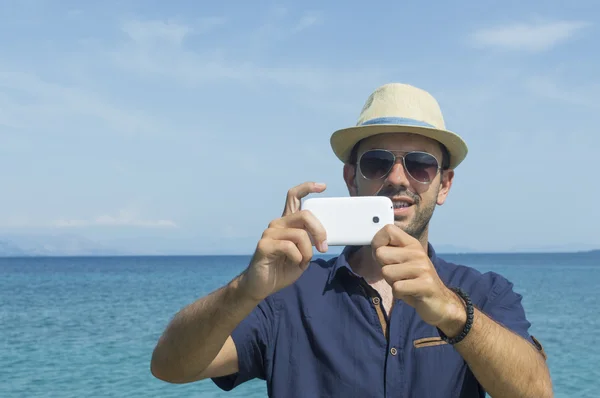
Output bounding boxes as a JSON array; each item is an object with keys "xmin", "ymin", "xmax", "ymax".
[
  {"xmin": 391, "ymin": 197, "xmax": 415, "ymax": 216},
  {"xmin": 391, "ymin": 197, "xmax": 415, "ymax": 208}
]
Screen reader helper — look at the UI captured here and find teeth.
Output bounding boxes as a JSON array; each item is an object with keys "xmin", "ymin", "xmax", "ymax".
[{"xmin": 393, "ymin": 202, "xmax": 411, "ymax": 208}]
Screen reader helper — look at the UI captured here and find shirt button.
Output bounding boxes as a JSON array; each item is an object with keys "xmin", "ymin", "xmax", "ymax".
[
  {"xmin": 390, "ymin": 347, "xmax": 398, "ymax": 356},
  {"xmin": 372, "ymin": 297, "xmax": 380, "ymax": 305}
]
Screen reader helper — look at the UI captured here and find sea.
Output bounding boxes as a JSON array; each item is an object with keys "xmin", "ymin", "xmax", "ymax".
[{"xmin": 1, "ymin": 251, "xmax": 599, "ymax": 398}]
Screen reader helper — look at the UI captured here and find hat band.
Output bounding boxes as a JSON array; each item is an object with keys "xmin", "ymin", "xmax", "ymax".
[{"xmin": 360, "ymin": 116, "xmax": 435, "ymax": 128}]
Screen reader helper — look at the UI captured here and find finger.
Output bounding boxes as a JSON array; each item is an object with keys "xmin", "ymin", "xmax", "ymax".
[
  {"xmin": 373, "ymin": 246, "xmax": 425, "ymax": 266},
  {"xmin": 381, "ymin": 261, "xmax": 428, "ymax": 285},
  {"xmin": 270, "ymin": 210, "xmax": 327, "ymax": 251},
  {"xmin": 270, "ymin": 239, "xmax": 305, "ymax": 268},
  {"xmin": 282, "ymin": 182, "xmax": 327, "ymax": 216},
  {"xmin": 391, "ymin": 278, "xmax": 430, "ymax": 298},
  {"xmin": 371, "ymin": 224, "xmax": 420, "ymax": 249},
  {"xmin": 372, "ymin": 246, "xmax": 411, "ymax": 266},
  {"xmin": 263, "ymin": 228, "xmax": 315, "ymax": 259},
  {"xmin": 371, "ymin": 224, "xmax": 397, "ymax": 249}
]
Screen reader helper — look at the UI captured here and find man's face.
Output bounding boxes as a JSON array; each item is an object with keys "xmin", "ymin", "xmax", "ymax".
[{"xmin": 343, "ymin": 133, "xmax": 454, "ymax": 241}]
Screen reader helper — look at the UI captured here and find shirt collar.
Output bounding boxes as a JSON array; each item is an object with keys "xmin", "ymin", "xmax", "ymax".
[{"xmin": 326, "ymin": 245, "xmax": 358, "ymax": 286}]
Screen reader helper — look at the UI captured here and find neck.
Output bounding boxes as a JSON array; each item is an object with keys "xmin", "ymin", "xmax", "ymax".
[{"xmin": 347, "ymin": 230, "xmax": 429, "ymax": 283}]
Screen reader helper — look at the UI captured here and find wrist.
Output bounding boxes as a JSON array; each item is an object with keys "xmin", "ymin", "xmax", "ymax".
[
  {"xmin": 232, "ymin": 271, "xmax": 266, "ymax": 305},
  {"xmin": 436, "ymin": 287, "xmax": 474, "ymax": 344},
  {"xmin": 438, "ymin": 294, "xmax": 467, "ymax": 336}
]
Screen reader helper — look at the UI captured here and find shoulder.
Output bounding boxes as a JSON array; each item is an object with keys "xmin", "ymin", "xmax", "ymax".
[
  {"xmin": 434, "ymin": 254, "xmax": 542, "ymax": 349},
  {"xmin": 434, "ymin": 255, "xmax": 522, "ymax": 309}
]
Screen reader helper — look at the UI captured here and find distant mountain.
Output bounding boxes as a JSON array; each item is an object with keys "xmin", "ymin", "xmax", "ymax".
[
  {"xmin": 505, "ymin": 243, "xmax": 600, "ymax": 253},
  {"xmin": 0, "ymin": 233, "xmax": 595, "ymax": 257},
  {"xmin": 0, "ymin": 234, "xmax": 129, "ymax": 257},
  {"xmin": 0, "ymin": 240, "xmax": 28, "ymax": 256},
  {"xmin": 435, "ymin": 243, "xmax": 600, "ymax": 254},
  {"xmin": 433, "ymin": 244, "xmax": 476, "ymax": 254}
]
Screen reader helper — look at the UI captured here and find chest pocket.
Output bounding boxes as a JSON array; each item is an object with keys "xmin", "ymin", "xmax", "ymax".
[
  {"xmin": 408, "ymin": 334, "xmax": 469, "ymax": 398},
  {"xmin": 413, "ymin": 336, "xmax": 448, "ymax": 348}
]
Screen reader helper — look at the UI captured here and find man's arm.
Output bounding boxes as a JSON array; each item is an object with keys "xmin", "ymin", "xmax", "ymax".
[
  {"xmin": 150, "ymin": 275, "xmax": 260, "ymax": 383},
  {"xmin": 151, "ymin": 182, "xmax": 328, "ymax": 385},
  {"xmin": 371, "ymin": 225, "xmax": 553, "ymax": 398},
  {"xmin": 439, "ymin": 304, "xmax": 552, "ymax": 398}
]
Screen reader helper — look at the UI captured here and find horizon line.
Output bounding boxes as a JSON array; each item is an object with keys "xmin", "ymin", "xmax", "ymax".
[{"xmin": 0, "ymin": 248, "xmax": 598, "ymax": 259}]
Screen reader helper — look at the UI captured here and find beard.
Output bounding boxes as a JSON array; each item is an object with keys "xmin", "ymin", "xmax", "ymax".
[{"xmin": 376, "ymin": 184, "xmax": 438, "ymax": 241}]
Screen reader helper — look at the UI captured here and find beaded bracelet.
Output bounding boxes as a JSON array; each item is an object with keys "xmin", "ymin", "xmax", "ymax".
[{"xmin": 437, "ymin": 287, "xmax": 474, "ymax": 345}]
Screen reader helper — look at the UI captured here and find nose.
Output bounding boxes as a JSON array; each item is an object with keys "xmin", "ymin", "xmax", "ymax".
[{"xmin": 384, "ymin": 160, "xmax": 412, "ymax": 188}]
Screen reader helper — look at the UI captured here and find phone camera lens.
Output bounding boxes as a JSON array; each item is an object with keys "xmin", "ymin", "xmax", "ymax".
[{"xmin": 373, "ymin": 216, "xmax": 380, "ymax": 223}]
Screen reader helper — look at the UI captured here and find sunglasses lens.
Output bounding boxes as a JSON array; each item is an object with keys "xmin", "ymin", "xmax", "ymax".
[
  {"xmin": 404, "ymin": 152, "xmax": 439, "ymax": 182},
  {"xmin": 359, "ymin": 150, "xmax": 395, "ymax": 179}
]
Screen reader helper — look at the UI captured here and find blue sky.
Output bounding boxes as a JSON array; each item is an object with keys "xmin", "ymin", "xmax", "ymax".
[{"xmin": 0, "ymin": 0, "xmax": 598, "ymax": 254}]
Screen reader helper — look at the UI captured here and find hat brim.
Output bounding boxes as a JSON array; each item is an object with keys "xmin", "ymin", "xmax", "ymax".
[{"xmin": 330, "ymin": 124, "xmax": 468, "ymax": 169}]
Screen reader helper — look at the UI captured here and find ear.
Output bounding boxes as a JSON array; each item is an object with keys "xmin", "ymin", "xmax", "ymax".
[
  {"xmin": 343, "ymin": 164, "xmax": 358, "ymax": 196},
  {"xmin": 436, "ymin": 169, "xmax": 454, "ymax": 205}
]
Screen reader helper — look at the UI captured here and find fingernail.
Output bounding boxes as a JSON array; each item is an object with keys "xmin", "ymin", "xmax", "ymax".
[
  {"xmin": 314, "ymin": 182, "xmax": 326, "ymax": 189},
  {"xmin": 321, "ymin": 240, "xmax": 328, "ymax": 252}
]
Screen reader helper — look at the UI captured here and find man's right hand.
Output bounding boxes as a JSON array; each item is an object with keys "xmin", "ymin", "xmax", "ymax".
[
  {"xmin": 150, "ymin": 182, "xmax": 328, "ymax": 384},
  {"xmin": 239, "ymin": 182, "xmax": 328, "ymax": 302}
]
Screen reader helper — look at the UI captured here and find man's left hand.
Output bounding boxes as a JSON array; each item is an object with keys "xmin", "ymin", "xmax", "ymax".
[{"xmin": 371, "ymin": 224, "xmax": 466, "ymax": 337}]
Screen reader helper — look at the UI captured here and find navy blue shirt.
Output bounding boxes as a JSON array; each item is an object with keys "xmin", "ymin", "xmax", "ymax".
[{"xmin": 212, "ymin": 244, "xmax": 544, "ymax": 397}]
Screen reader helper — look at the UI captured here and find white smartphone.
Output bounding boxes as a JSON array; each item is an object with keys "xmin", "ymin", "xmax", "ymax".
[{"xmin": 300, "ymin": 196, "xmax": 394, "ymax": 246}]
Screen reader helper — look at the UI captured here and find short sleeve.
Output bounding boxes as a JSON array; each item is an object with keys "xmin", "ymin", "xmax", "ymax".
[
  {"xmin": 211, "ymin": 297, "xmax": 277, "ymax": 391},
  {"xmin": 477, "ymin": 272, "xmax": 535, "ymax": 345}
]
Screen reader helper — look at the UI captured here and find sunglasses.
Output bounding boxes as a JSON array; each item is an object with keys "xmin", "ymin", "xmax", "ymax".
[{"xmin": 358, "ymin": 149, "xmax": 441, "ymax": 184}]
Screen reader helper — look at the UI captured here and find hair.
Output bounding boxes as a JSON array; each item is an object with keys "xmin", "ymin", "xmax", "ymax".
[{"xmin": 347, "ymin": 139, "xmax": 451, "ymax": 171}]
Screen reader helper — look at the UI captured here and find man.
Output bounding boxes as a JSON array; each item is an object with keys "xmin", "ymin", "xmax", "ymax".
[{"xmin": 150, "ymin": 83, "xmax": 553, "ymax": 397}]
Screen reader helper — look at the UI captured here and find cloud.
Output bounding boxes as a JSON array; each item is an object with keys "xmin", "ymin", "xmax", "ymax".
[
  {"xmin": 122, "ymin": 19, "xmax": 193, "ymax": 46},
  {"xmin": 110, "ymin": 15, "xmax": 386, "ymax": 97},
  {"xmin": 0, "ymin": 210, "xmax": 177, "ymax": 229},
  {"xmin": 470, "ymin": 20, "xmax": 590, "ymax": 52},
  {"xmin": 525, "ymin": 75, "xmax": 600, "ymax": 109},
  {"xmin": 121, "ymin": 17, "xmax": 226, "ymax": 47},
  {"xmin": 54, "ymin": 209, "xmax": 177, "ymax": 228},
  {"xmin": 0, "ymin": 66, "xmax": 166, "ymax": 137},
  {"xmin": 292, "ymin": 12, "xmax": 323, "ymax": 33}
]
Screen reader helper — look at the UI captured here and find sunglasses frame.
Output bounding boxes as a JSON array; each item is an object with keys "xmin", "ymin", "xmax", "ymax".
[{"xmin": 357, "ymin": 149, "xmax": 442, "ymax": 184}]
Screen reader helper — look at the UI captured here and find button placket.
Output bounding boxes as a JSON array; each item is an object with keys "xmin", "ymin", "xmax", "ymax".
[{"xmin": 357, "ymin": 280, "xmax": 388, "ymax": 340}]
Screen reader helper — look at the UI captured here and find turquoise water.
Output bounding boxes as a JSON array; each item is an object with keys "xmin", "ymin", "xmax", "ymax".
[{"xmin": 1, "ymin": 252, "xmax": 599, "ymax": 397}]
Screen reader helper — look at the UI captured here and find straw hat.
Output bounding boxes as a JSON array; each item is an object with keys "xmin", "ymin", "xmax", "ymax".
[{"xmin": 330, "ymin": 83, "xmax": 468, "ymax": 169}]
